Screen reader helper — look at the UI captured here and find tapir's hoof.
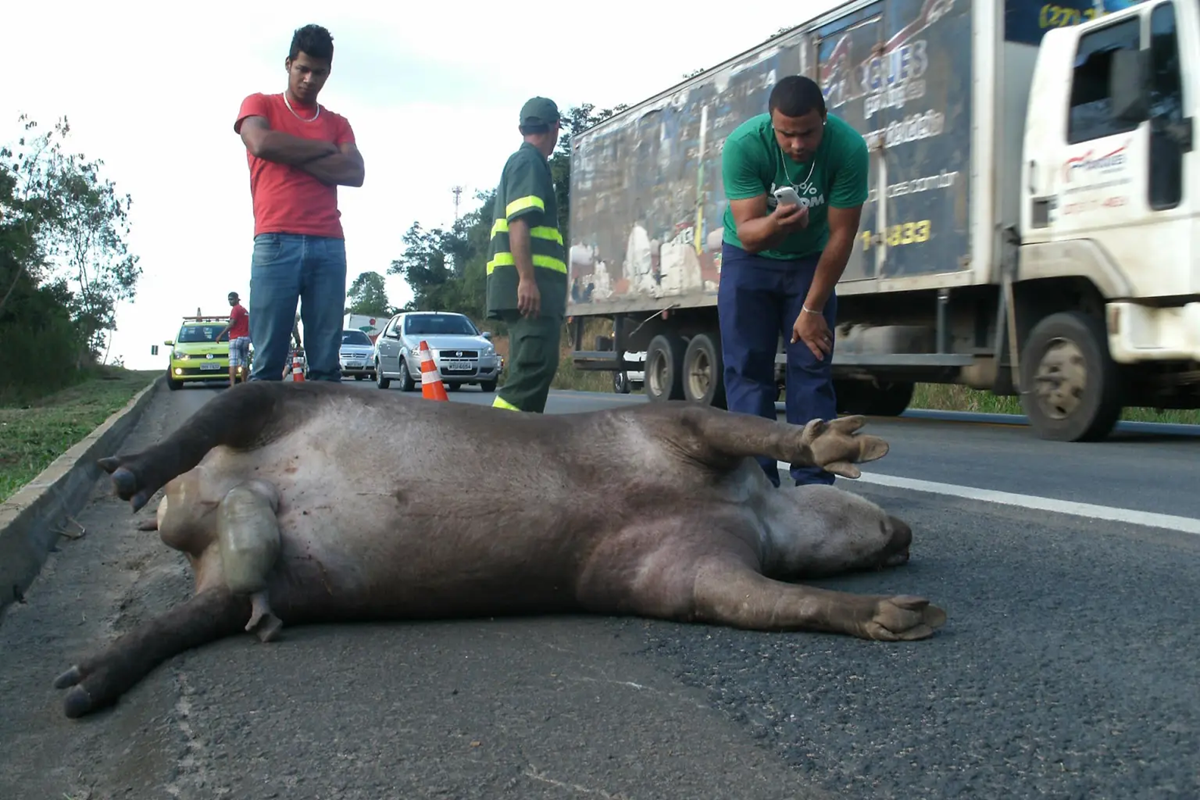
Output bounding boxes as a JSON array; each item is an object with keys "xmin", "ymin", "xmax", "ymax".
[
  {"xmin": 98, "ymin": 459, "xmax": 155, "ymax": 512},
  {"xmin": 863, "ymin": 595, "xmax": 947, "ymax": 642},
  {"xmin": 135, "ymin": 518, "xmax": 158, "ymax": 532},
  {"xmin": 53, "ymin": 665, "xmax": 83, "ymax": 689},
  {"xmin": 248, "ymin": 613, "xmax": 283, "ymax": 643},
  {"xmin": 63, "ymin": 685, "xmax": 95, "ymax": 719}
]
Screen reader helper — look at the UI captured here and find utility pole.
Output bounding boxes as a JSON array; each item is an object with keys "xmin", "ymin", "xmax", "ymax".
[{"xmin": 451, "ymin": 185, "xmax": 464, "ymax": 222}]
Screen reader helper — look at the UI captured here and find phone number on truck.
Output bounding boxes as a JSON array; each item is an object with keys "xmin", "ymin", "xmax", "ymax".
[{"xmin": 860, "ymin": 219, "xmax": 932, "ymax": 250}]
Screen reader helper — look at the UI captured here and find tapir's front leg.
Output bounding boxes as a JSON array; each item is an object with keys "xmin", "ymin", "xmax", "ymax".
[
  {"xmin": 53, "ymin": 587, "xmax": 249, "ymax": 718},
  {"xmin": 676, "ymin": 407, "xmax": 889, "ymax": 478},
  {"xmin": 687, "ymin": 555, "xmax": 946, "ymax": 641},
  {"xmin": 98, "ymin": 381, "xmax": 300, "ymax": 511}
]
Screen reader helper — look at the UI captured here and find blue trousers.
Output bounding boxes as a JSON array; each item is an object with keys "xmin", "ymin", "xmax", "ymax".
[
  {"xmin": 247, "ymin": 232, "xmax": 347, "ymax": 382},
  {"xmin": 717, "ymin": 242, "xmax": 838, "ymax": 487}
]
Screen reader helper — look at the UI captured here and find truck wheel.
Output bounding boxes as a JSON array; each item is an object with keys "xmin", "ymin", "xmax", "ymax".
[
  {"xmin": 645, "ymin": 334, "xmax": 686, "ymax": 402},
  {"xmin": 1019, "ymin": 311, "xmax": 1122, "ymax": 442},
  {"xmin": 682, "ymin": 333, "xmax": 726, "ymax": 408},
  {"xmin": 865, "ymin": 381, "xmax": 914, "ymax": 416},
  {"xmin": 480, "ymin": 379, "xmax": 497, "ymax": 393},
  {"xmin": 833, "ymin": 380, "xmax": 912, "ymax": 416},
  {"xmin": 613, "ymin": 370, "xmax": 631, "ymax": 394}
]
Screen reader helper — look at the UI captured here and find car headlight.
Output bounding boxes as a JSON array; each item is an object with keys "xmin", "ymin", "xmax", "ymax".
[{"xmin": 174, "ymin": 350, "xmax": 187, "ymax": 359}]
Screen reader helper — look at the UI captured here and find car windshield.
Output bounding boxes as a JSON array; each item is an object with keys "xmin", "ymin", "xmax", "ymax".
[
  {"xmin": 404, "ymin": 315, "xmax": 478, "ymax": 336},
  {"xmin": 177, "ymin": 324, "xmax": 225, "ymax": 344},
  {"xmin": 342, "ymin": 330, "xmax": 373, "ymax": 346}
]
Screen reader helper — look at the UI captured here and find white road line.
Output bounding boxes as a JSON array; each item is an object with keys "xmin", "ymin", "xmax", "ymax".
[{"xmin": 776, "ymin": 461, "xmax": 1200, "ymax": 536}]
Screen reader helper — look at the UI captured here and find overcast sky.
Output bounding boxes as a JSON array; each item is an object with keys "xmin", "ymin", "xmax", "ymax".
[{"xmin": 4, "ymin": 0, "xmax": 842, "ymax": 369}]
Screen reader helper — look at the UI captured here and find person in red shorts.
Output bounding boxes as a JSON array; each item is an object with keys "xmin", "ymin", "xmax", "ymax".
[
  {"xmin": 232, "ymin": 23, "xmax": 365, "ymax": 383},
  {"xmin": 216, "ymin": 291, "xmax": 252, "ymax": 387}
]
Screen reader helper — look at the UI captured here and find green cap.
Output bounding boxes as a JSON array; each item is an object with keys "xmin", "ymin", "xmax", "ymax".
[{"xmin": 519, "ymin": 97, "xmax": 561, "ymax": 128}]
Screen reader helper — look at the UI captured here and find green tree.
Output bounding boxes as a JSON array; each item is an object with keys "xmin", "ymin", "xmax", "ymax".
[
  {"xmin": 346, "ymin": 270, "xmax": 390, "ymax": 315},
  {"xmin": 1, "ymin": 114, "xmax": 140, "ymax": 398}
]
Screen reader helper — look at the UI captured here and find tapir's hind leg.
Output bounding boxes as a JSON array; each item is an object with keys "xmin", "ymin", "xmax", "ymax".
[
  {"xmin": 53, "ymin": 587, "xmax": 249, "ymax": 719},
  {"xmin": 675, "ymin": 407, "xmax": 889, "ymax": 479},
  {"xmin": 687, "ymin": 554, "xmax": 946, "ymax": 641},
  {"xmin": 98, "ymin": 381, "xmax": 304, "ymax": 512}
]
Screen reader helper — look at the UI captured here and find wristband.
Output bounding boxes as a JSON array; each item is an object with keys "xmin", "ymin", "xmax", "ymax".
[{"xmin": 802, "ymin": 305, "xmax": 821, "ymax": 315}]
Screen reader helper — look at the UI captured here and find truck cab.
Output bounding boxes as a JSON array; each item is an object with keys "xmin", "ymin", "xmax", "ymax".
[{"xmin": 1016, "ymin": 0, "xmax": 1198, "ymax": 438}]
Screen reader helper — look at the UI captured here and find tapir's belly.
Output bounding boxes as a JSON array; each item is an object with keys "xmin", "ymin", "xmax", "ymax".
[{"xmin": 198, "ymin": 428, "xmax": 612, "ymax": 619}]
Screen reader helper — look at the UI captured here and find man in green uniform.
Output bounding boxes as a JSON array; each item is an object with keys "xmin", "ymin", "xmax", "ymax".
[{"xmin": 486, "ymin": 97, "xmax": 568, "ymax": 413}]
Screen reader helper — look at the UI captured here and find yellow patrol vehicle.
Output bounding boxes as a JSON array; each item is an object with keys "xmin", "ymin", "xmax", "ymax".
[{"xmin": 163, "ymin": 314, "xmax": 241, "ymax": 390}]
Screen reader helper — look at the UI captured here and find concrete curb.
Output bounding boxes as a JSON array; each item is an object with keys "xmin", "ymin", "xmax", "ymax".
[{"xmin": 0, "ymin": 375, "xmax": 164, "ymax": 619}]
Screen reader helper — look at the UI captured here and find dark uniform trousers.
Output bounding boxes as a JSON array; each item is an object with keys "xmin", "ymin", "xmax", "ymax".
[
  {"xmin": 717, "ymin": 241, "xmax": 839, "ymax": 488},
  {"xmin": 493, "ymin": 311, "xmax": 562, "ymax": 414}
]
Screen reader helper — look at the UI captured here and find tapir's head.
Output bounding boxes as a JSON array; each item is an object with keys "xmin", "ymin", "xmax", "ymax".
[{"xmin": 763, "ymin": 484, "xmax": 913, "ymax": 579}]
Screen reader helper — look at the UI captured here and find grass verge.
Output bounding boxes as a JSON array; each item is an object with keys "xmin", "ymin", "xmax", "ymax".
[
  {"xmin": 0, "ymin": 366, "xmax": 159, "ymax": 503},
  {"xmin": 910, "ymin": 383, "xmax": 1199, "ymax": 424}
]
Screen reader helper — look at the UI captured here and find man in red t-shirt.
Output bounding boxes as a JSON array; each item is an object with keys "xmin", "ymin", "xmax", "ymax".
[
  {"xmin": 216, "ymin": 291, "xmax": 252, "ymax": 387},
  {"xmin": 232, "ymin": 24, "xmax": 365, "ymax": 383}
]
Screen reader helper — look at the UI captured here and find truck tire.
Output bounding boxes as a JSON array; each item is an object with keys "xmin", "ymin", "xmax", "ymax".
[
  {"xmin": 1019, "ymin": 311, "xmax": 1122, "ymax": 442},
  {"xmin": 834, "ymin": 380, "xmax": 913, "ymax": 417},
  {"xmin": 682, "ymin": 333, "xmax": 726, "ymax": 408},
  {"xmin": 644, "ymin": 334, "xmax": 686, "ymax": 403}
]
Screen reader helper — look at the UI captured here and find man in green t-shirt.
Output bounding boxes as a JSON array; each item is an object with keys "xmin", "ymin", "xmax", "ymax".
[
  {"xmin": 718, "ymin": 74, "xmax": 869, "ymax": 487},
  {"xmin": 485, "ymin": 97, "xmax": 568, "ymax": 414}
]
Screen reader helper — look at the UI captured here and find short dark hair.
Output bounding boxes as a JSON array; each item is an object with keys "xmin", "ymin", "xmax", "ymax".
[
  {"xmin": 289, "ymin": 24, "xmax": 335, "ymax": 63},
  {"xmin": 768, "ymin": 75, "xmax": 826, "ymax": 119},
  {"xmin": 519, "ymin": 123, "xmax": 551, "ymax": 135}
]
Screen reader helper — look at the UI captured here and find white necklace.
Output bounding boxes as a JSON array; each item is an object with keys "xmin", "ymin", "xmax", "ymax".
[{"xmin": 282, "ymin": 92, "xmax": 321, "ymax": 122}]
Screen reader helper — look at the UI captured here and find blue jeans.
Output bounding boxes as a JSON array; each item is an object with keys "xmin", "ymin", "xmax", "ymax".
[
  {"xmin": 717, "ymin": 242, "xmax": 838, "ymax": 487},
  {"xmin": 248, "ymin": 233, "xmax": 347, "ymax": 382}
]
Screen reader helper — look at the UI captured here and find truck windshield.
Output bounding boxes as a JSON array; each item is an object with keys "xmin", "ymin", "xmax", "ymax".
[{"xmin": 404, "ymin": 315, "xmax": 478, "ymax": 336}]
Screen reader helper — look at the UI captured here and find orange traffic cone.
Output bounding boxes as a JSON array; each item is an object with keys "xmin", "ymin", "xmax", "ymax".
[
  {"xmin": 418, "ymin": 340, "xmax": 448, "ymax": 401},
  {"xmin": 291, "ymin": 351, "xmax": 305, "ymax": 382}
]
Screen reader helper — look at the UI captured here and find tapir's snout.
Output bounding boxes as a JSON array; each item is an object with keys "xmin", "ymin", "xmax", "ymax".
[{"xmin": 882, "ymin": 515, "xmax": 912, "ymax": 568}]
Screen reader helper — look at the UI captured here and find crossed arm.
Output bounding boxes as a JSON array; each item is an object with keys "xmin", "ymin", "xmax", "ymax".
[{"xmin": 238, "ymin": 116, "xmax": 365, "ymax": 187}]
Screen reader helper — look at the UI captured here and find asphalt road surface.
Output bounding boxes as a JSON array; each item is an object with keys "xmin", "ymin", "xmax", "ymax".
[{"xmin": 1, "ymin": 380, "xmax": 1197, "ymax": 800}]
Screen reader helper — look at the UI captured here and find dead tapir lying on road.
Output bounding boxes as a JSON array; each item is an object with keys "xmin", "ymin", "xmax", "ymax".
[{"xmin": 54, "ymin": 380, "xmax": 946, "ymax": 718}]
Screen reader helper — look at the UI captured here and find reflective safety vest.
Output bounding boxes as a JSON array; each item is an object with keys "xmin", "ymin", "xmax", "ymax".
[{"xmin": 485, "ymin": 142, "xmax": 568, "ymax": 319}]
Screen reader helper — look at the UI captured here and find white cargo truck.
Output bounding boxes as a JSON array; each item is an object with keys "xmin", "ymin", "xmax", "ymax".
[{"xmin": 565, "ymin": 0, "xmax": 1198, "ymax": 441}]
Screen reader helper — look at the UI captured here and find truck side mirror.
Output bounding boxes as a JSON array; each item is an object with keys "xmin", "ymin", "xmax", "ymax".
[
  {"xmin": 482, "ymin": 331, "xmax": 493, "ymax": 340},
  {"xmin": 1110, "ymin": 48, "xmax": 1149, "ymax": 124}
]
